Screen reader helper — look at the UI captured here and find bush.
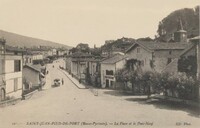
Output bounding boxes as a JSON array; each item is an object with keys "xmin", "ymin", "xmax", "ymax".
[{"xmin": 115, "ymin": 68, "xmax": 199, "ymax": 100}]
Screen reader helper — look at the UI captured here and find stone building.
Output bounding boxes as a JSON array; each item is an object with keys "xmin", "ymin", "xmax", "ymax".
[
  {"xmin": 23, "ymin": 64, "xmax": 46, "ymax": 90},
  {"xmin": 70, "ymin": 52, "xmax": 94, "ymax": 83},
  {"xmin": 100, "ymin": 54, "xmax": 126, "ymax": 88},
  {"xmin": 0, "ymin": 39, "xmax": 24, "ymax": 101},
  {"xmin": 125, "ymin": 20, "xmax": 190, "ymax": 73},
  {"xmin": 126, "ymin": 41, "xmax": 189, "ymax": 73}
]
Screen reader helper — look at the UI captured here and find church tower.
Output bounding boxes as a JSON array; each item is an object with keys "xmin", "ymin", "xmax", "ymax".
[{"xmin": 174, "ymin": 19, "xmax": 187, "ymax": 43}]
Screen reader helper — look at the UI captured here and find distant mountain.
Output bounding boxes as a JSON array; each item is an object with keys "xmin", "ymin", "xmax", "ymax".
[{"xmin": 0, "ymin": 30, "xmax": 72, "ymax": 49}]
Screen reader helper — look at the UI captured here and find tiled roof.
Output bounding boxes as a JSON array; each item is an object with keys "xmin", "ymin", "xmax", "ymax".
[
  {"xmin": 24, "ymin": 50, "xmax": 44, "ymax": 55},
  {"xmin": 138, "ymin": 41, "xmax": 189, "ymax": 50},
  {"xmin": 126, "ymin": 41, "xmax": 189, "ymax": 53},
  {"xmin": 101, "ymin": 54, "xmax": 126, "ymax": 64},
  {"xmin": 23, "ymin": 65, "xmax": 41, "ymax": 72},
  {"xmin": 70, "ymin": 52, "xmax": 93, "ymax": 58},
  {"xmin": 190, "ymin": 36, "xmax": 200, "ymax": 41}
]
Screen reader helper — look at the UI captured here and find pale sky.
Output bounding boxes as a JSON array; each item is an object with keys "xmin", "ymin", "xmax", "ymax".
[{"xmin": 0, "ymin": 0, "xmax": 199, "ymax": 47}]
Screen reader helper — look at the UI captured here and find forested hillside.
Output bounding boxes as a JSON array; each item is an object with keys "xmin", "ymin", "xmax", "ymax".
[{"xmin": 157, "ymin": 6, "xmax": 199, "ymax": 41}]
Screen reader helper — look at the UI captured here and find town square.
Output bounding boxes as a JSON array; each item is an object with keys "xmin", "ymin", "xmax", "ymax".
[{"xmin": 0, "ymin": 0, "xmax": 200, "ymax": 128}]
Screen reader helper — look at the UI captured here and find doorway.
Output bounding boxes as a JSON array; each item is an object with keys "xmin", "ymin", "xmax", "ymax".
[
  {"xmin": 106, "ymin": 79, "xmax": 109, "ymax": 88},
  {"xmin": 0, "ymin": 88, "xmax": 6, "ymax": 101}
]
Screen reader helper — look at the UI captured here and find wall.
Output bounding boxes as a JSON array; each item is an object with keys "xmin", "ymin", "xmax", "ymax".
[
  {"xmin": 48, "ymin": 50, "xmax": 53, "ymax": 56},
  {"xmin": 32, "ymin": 54, "xmax": 43, "ymax": 60},
  {"xmin": 154, "ymin": 49, "xmax": 184, "ymax": 73},
  {"xmin": 6, "ymin": 77, "xmax": 22, "ymax": 99},
  {"xmin": 65, "ymin": 57, "xmax": 72, "ymax": 72},
  {"xmin": 90, "ymin": 62, "xmax": 97, "ymax": 76},
  {"xmin": 116, "ymin": 59, "xmax": 126, "ymax": 70},
  {"xmin": 52, "ymin": 49, "xmax": 57, "ymax": 55},
  {"xmin": 181, "ymin": 47, "xmax": 196, "ymax": 57},
  {"xmin": 4, "ymin": 55, "xmax": 23, "ymax": 99},
  {"xmin": 197, "ymin": 42, "xmax": 200, "ymax": 79},
  {"xmin": 101, "ymin": 63, "xmax": 116, "ymax": 88},
  {"xmin": 5, "ymin": 60, "xmax": 14, "ymax": 73},
  {"xmin": 71, "ymin": 60, "xmax": 89, "ymax": 79},
  {"xmin": 23, "ymin": 68, "xmax": 40, "ymax": 87},
  {"xmin": 154, "ymin": 58, "xmax": 168, "ymax": 72},
  {"xmin": 197, "ymin": 43, "xmax": 200, "ymax": 99},
  {"xmin": 23, "ymin": 55, "xmax": 33, "ymax": 65},
  {"xmin": 71, "ymin": 61, "xmax": 78, "ymax": 77},
  {"xmin": 0, "ymin": 59, "xmax": 5, "ymax": 74},
  {"xmin": 161, "ymin": 58, "xmax": 178, "ymax": 74},
  {"xmin": 126, "ymin": 45, "xmax": 153, "ymax": 72},
  {"xmin": 154, "ymin": 49, "xmax": 183, "ymax": 58}
]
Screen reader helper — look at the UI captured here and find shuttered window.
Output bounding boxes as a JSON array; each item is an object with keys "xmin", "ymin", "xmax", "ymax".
[
  {"xmin": 14, "ymin": 60, "xmax": 21, "ymax": 72},
  {"xmin": 106, "ymin": 70, "xmax": 114, "ymax": 75}
]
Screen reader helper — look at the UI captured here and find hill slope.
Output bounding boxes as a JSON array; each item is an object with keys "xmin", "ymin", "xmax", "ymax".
[
  {"xmin": 0, "ymin": 30, "xmax": 72, "ymax": 49},
  {"xmin": 157, "ymin": 6, "xmax": 199, "ymax": 41}
]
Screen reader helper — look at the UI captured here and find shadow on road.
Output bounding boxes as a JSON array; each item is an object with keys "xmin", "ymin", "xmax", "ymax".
[
  {"xmin": 103, "ymin": 90, "xmax": 146, "ymax": 97},
  {"xmin": 125, "ymin": 97, "xmax": 200, "ymax": 118}
]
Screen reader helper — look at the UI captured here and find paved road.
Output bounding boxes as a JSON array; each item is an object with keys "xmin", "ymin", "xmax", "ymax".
[{"xmin": 0, "ymin": 60, "xmax": 199, "ymax": 128}]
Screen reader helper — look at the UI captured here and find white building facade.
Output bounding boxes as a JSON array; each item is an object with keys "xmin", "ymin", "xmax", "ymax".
[{"xmin": 101, "ymin": 54, "xmax": 126, "ymax": 88}]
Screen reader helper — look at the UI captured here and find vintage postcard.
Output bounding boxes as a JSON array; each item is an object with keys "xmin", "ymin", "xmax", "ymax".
[{"xmin": 0, "ymin": 0, "xmax": 199, "ymax": 128}]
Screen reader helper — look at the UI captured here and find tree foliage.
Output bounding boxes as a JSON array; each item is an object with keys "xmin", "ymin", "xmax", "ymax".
[
  {"xmin": 156, "ymin": 6, "xmax": 199, "ymax": 41},
  {"xmin": 178, "ymin": 55, "xmax": 197, "ymax": 77},
  {"xmin": 115, "ymin": 68, "xmax": 199, "ymax": 100}
]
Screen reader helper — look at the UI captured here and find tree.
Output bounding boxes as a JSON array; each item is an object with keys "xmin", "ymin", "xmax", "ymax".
[
  {"xmin": 137, "ymin": 37, "xmax": 154, "ymax": 42},
  {"xmin": 76, "ymin": 43, "xmax": 90, "ymax": 52},
  {"xmin": 157, "ymin": 7, "xmax": 199, "ymax": 40}
]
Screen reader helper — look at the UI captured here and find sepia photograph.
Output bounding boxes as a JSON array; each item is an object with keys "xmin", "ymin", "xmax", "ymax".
[{"xmin": 0, "ymin": 0, "xmax": 200, "ymax": 128}]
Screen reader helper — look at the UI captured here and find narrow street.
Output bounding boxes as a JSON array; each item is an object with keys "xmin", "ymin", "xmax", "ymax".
[{"xmin": 0, "ymin": 60, "xmax": 199, "ymax": 128}]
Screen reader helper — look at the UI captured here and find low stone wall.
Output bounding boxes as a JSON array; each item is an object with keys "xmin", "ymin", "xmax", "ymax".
[
  {"xmin": 0, "ymin": 98, "xmax": 21, "ymax": 108},
  {"xmin": 22, "ymin": 90, "xmax": 38, "ymax": 100}
]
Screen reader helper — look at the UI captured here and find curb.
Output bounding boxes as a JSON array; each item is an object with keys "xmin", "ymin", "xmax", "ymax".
[{"xmin": 58, "ymin": 68, "xmax": 87, "ymax": 89}]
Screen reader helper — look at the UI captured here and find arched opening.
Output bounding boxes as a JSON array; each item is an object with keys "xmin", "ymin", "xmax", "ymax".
[{"xmin": 0, "ymin": 88, "xmax": 6, "ymax": 101}]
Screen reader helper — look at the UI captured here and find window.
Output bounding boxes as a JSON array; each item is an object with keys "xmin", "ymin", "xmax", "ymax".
[
  {"xmin": 0, "ymin": 45, "xmax": 5, "ymax": 54},
  {"xmin": 14, "ymin": 60, "xmax": 21, "ymax": 72},
  {"xmin": 14, "ymin": 78, "xmax": 18, "ymax": 91},
  {"xmin": 106, "ymin": 70, "xmax": 114, "ymax": 75},
  {"xmin": 137, "ymin": 47, "xmax": 140, "ymax": 53},
  {"xmin": 0, "ymin": 60, "xmax": 5, "ymax": 74},
  {"xmin": 169, "ymin": 50, "xmax": 172, "ymax": 55}
]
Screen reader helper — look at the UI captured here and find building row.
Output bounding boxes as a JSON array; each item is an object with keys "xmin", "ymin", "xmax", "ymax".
[
  {"xmin": 0, "ymin": 39, "xmax": 47, "ymax": 102},
  {"xmin": 65, "ymin": 22, "xmax": 200, "ymax": 98},
  {"xmin": 23, "ymin": 47, "xmax": 69, "ymax": 65}
]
